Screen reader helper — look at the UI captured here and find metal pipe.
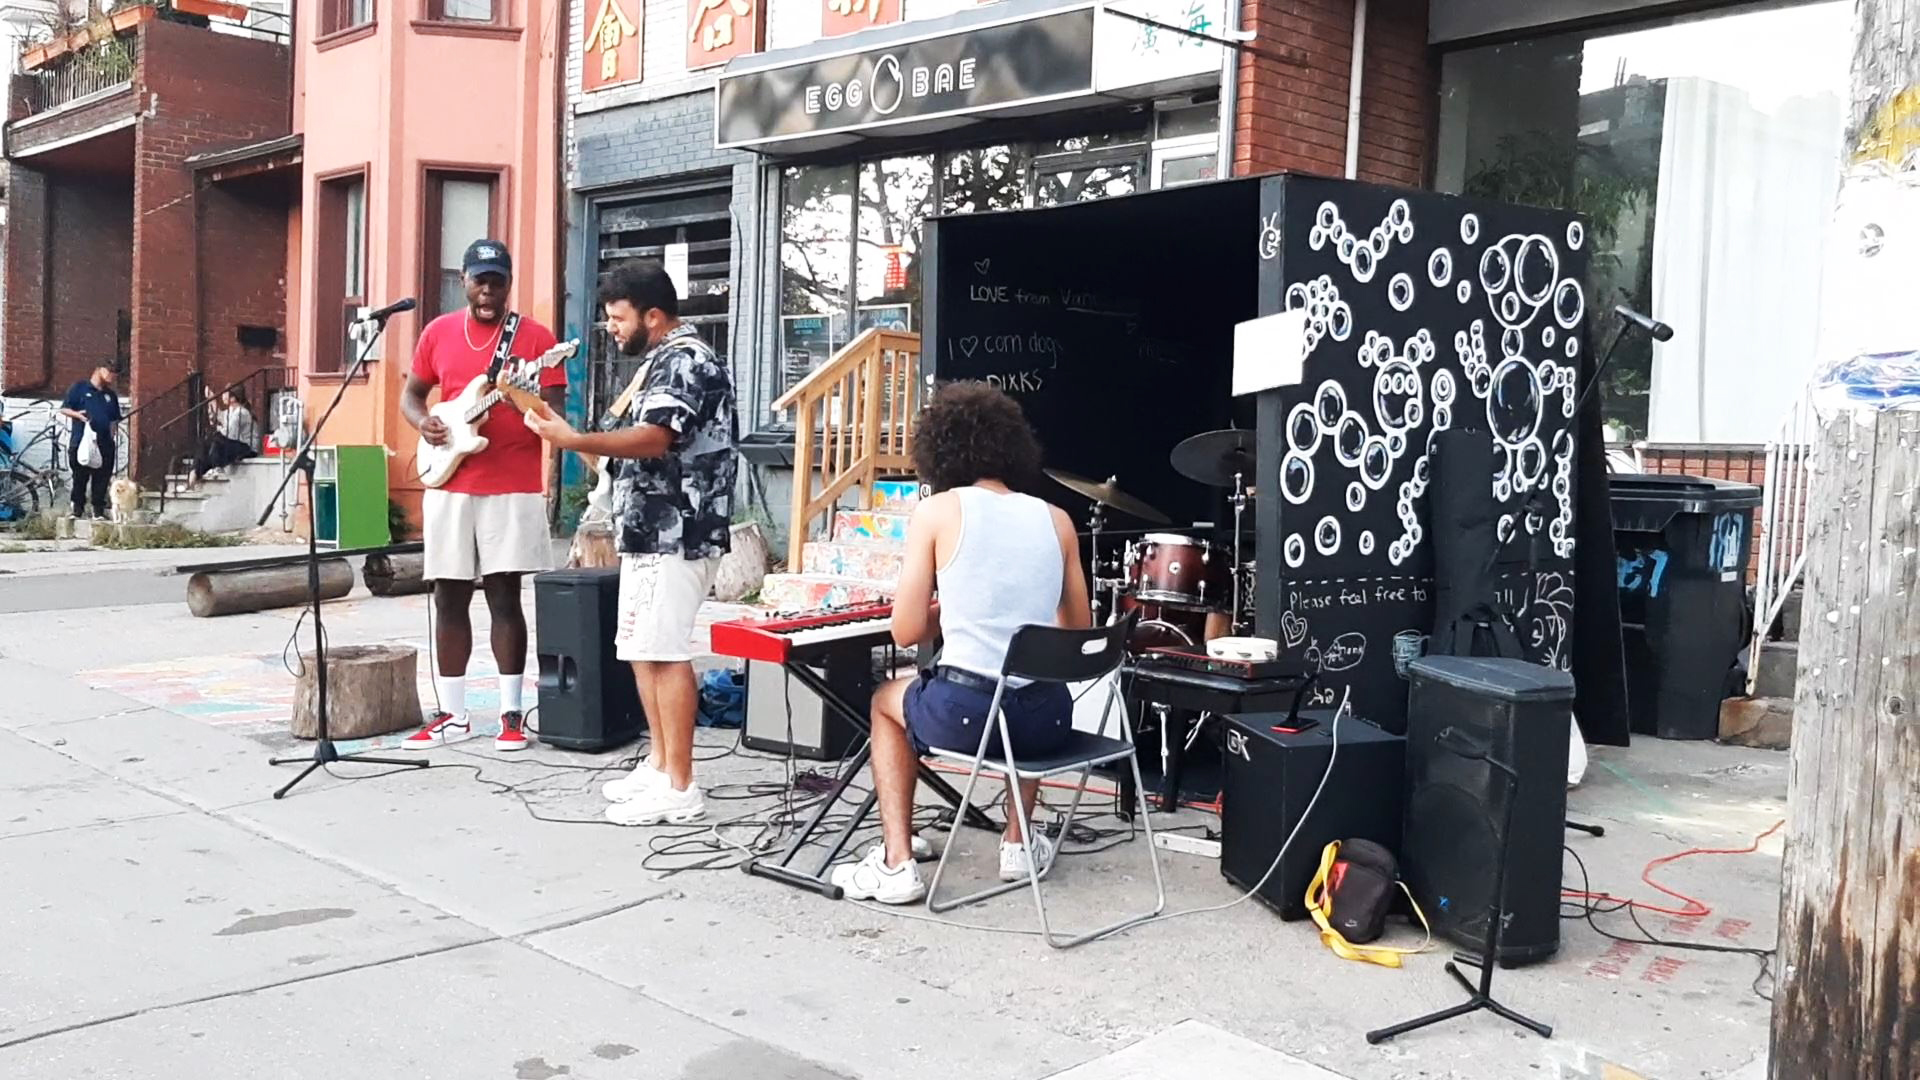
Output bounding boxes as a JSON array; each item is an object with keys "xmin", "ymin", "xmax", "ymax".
[
  {"xmin": 1217, "ymin": 0, "xmax": 1239, "ymax": 178},
  {"xmin": 1343, "ymin": 0, "xmax": 1367, "ymax": 179}
]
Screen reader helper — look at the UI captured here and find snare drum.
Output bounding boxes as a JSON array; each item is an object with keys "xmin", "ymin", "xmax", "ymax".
[{"xmin": 1127, "ymin": 532, "xmax": 1227, "ymax": 610}]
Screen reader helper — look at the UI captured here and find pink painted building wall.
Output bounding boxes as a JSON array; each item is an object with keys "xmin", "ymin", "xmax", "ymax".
[{"xmin": 291, "ymin": 0, "xmax": 565, "ymax": 529}]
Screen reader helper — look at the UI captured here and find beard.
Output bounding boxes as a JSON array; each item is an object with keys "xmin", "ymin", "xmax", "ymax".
[{"xmin": 619, "ymin": 332, "xmax": 646, "ymax": 356}]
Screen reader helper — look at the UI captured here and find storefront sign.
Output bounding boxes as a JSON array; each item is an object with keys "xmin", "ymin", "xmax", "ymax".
[
  {"xmin": 1093, "ymin": 0, "xmax": 1224, "ymax": 92},
  {"xmin": 583, "ymin": 0, "xmax": 642, "ymax": 92},
  {"xmin": 715, "ymin": 6, "xmax": 1096, "ymax": 149},
  {"xmin": 823, "ymin": 0, "xmax": 900, "ymax": 40},
  {"xmin": 688, "ymin": 0, "xmax": 764, "ymax": 71}
]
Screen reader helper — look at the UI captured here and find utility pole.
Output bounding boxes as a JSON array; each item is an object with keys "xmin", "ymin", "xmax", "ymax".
[{"xmin": 1771, "ymin": 1, "xmax": 1920, "ymax": 1076}]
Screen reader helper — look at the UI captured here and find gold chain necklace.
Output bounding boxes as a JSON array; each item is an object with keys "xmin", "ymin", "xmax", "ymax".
[{"xmin": 463, "ymin": 312, "xmax": 503, "ymax": 353}]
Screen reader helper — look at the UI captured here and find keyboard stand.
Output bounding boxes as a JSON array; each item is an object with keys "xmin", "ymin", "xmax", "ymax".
[{"xmin": 744, "ymin": 660, "xmax": 999, "ymax": 900}]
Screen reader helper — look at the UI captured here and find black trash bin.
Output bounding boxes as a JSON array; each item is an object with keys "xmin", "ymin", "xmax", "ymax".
[{"xmin": 1609, "ymin": 474, "xmax": 1762, "ymax": 739}]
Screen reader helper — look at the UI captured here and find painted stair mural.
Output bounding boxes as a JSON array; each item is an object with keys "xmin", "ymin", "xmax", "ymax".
[{"xmin": 755, "ymin": 480, "xmax": 921, "ymax": 613}]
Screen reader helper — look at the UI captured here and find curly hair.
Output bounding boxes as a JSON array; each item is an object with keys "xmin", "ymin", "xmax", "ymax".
[{"xmin": 911, "ymin": 381, "xmax": 1043, "ymax": 493}]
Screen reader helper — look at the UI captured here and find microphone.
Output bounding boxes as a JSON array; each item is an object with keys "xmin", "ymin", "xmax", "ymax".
[
  {"xmin": 354, "ymin": 297, "xmax": 417, "ymax": 326},
  {"xmin": 1612, "ymin": 304, "xmax": 1674, "ymax": 342}
]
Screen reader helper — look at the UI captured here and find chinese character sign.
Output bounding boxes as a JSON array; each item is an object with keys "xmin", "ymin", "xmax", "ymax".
[
  {"xmin": 822, "ymin": 0, "xmax": 898, "ymax": 39},
  {"xmin": 583, "ymin": 0, "xmax": 642, "ymax": 91},
  {"xmin": 687, "ymin": 0, "xmax": 763, "ymax": 70}
]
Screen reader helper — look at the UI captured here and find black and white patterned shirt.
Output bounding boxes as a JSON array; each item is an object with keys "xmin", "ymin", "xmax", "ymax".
[{"xmin": 611, "ymin": 325, "xmax": 738, "ymax": 560}]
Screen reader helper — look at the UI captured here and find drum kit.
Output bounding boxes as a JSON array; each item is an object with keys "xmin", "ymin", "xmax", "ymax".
[{"xmin": 1047, "ymin": 427, "xmax": 1259, "ymax": 654}]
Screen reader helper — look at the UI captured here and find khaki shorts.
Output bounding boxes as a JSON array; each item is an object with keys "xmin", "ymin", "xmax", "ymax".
[
  {"xmin": 615, "ymin": 553, "xmax": 719, "ymax": 662},
  {"xmin": 422, "ymin": 490, "xmax": 553, "ymax": 581}
]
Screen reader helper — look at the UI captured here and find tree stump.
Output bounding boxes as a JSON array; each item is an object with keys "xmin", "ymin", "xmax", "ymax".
[
  {"xmin": 364, "ymin": 552, "xmax": 429, "ymax": 596},
  {"xmin": 566, "ymin": 517, "xmax": 618, "ymax": 569},
  {"xmin": 290, "ymin": 644, "xmax": 422, "ymax": 740},
  {"xmin": 186, "ymin": 560, "xmax": 354, "ymax": 617}
]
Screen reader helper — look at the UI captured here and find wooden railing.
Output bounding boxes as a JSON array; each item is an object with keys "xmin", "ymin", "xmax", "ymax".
[{"xmin": 772, "ymin": 328, "xmax": 921, "ymax": 568}]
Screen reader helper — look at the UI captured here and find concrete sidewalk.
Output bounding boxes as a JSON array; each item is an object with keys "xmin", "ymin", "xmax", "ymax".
[{"xmin": 0, "ymin": 582, "xmax": 1784, "ymax": 1079}]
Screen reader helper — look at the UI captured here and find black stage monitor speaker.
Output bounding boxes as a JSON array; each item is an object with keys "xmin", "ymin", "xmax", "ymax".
[
  {"xmin": 533, "ymin": 567, "xmax": 645, "ymax": 751},
  {"xmin": 1220, "ymin": 711, "xmax": 1405, "ymax": 920},
  {"xmin": 1402, "ymin": 656, "xmax": 1573, "ymax": 966}
]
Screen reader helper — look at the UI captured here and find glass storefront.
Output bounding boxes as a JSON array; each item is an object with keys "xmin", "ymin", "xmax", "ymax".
[
  {"xmin": 1434, "ymin": 0, "xmax": 1849, "ymax": 443},
  {"xmin": 762, "ymin": 103, "xmax": 1216, "ymax": 428}
]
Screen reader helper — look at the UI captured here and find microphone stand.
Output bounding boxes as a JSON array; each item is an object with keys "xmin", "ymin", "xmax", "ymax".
[{"xmin": 265, "ymin": 313, "xmax": 428, "ymax": 798}]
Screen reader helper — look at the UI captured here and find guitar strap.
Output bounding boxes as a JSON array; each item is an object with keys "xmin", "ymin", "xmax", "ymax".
[{"xmin": 486, "ymin": 311, "xmax": 523, "ymax": 384}]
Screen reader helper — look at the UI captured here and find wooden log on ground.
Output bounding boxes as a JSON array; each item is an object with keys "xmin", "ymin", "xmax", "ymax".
[
  {"xmin": 1773, "ymin": 410, "xmax": 1920, "ymax": 1077},
  {"xmin": 290, "ymin": 643, "xmax": 422, "ymax": 740},
  {"xmin": 185, "ymin": 559, "xmax": 354, "ymax": 617},
  {"xmin": 364, "ymin": 552, "xmax": 430, "ymax": 597}
]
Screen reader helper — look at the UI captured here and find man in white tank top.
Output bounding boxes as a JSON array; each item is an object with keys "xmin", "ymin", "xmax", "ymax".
[{"xmin": 831, "ymin": 383, "xmax": 1092, "ymax": 904}]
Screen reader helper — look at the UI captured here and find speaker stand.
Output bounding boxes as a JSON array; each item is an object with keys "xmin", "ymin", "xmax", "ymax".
[{"xmin": 1367, "ymin": 751, "xmax": 1551, "ymax": 1044}]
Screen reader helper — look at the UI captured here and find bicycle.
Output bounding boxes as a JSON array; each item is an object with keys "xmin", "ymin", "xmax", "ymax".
[{"xmin": 0, "ymin": 413, "xmax": 66, "ymax": 523}]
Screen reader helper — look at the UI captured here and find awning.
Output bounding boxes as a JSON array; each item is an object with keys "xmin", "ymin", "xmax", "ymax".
[
  {"xmin": 185, "ymin": 132, "xmax": 303, "ymax": 184},
  {"xmin": 714, "ymin": 0, "xmax": 1225, "ymax": 154}
]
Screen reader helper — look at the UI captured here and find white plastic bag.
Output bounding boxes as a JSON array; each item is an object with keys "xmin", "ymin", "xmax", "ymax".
[{"xmin": 76, "ymin": 425, "xmax": 103, "ymax": 469}]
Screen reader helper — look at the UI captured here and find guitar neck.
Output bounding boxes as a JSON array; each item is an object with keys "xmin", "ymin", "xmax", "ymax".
[{"xmin": 495, "ymin": 382, "xmax": 602, "ymax": 473}]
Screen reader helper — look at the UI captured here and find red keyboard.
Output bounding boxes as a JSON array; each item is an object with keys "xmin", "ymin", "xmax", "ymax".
[{"xmin": 710, "ymin": 603, "xmax": 896, "ymax": 664}]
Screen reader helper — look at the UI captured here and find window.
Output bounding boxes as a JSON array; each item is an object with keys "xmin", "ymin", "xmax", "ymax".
[
  {"xmin": 1435, "ymin": 0, "xmax": 1849, "ymax": 443},
  {"xmin": 320, "ymin": 0, "xmax": 373, "ymax": 36},
  {"xmin": 767, "ymin": 117, "xmax": 1153, "ymax": 426},
  {"xmin": 588, "ymin": 187, "xmax": 733, "ymax": 423},
  {"xmin": 423, "ymin": 171, "xmax": 499, "ymax": 320},
  {"xmin": 314, "ymin": 173, "xmax": 367, "ymax": 374},
  {"xmin": 427, "ymin": 0, "xmax": 495, "ymax": 21}
]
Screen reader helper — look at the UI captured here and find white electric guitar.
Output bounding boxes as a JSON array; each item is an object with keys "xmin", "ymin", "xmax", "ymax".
[{"xmin": 416, "ymin": 326, "xmax": 579, "ymax": 489}]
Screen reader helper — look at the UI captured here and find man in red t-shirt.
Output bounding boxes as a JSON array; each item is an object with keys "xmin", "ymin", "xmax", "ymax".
[{"xmin": 400, "ymin": 239, "xmax": 567, "ymax": 752}]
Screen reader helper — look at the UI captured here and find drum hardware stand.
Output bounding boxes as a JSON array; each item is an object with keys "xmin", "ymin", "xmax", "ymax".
[
  {"xmin": 1228, "ymin": 468, "xmax": 1248, "ymax": 633},
  {"xmin": 1087, "ymin": 499, "xmax": 1114, "ymax": 624}
]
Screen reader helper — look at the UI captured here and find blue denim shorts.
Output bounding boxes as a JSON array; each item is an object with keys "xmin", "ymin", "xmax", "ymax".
[{"xmin": 904, "ymin": 668, "xmax": 1072, "ymax": 760}]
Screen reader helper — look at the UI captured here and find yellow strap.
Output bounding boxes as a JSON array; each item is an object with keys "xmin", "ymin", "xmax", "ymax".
[{"xmin": 1304, "ymin": 841, "xmax": 1435, "ymax": 969}]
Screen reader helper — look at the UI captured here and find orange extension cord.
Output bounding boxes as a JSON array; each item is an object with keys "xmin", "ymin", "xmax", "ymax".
[{"xmin": 1562, "ymin": 818, "xmax": 1786, "ymax": 918}]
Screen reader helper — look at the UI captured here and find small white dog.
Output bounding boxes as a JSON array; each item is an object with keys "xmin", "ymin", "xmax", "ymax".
[{"xmin": 109, "ymin": 477, "xmax": 141, "ymax": 524}]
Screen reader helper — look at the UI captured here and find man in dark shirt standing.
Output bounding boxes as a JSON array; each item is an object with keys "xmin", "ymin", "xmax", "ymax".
[
  {"xmin": 59, "ymin": 365, "xmax": 122, "ymax": 520},
  {"xmin": 524, "ymin": 260, "xmax": 737, "ymax": 826}
]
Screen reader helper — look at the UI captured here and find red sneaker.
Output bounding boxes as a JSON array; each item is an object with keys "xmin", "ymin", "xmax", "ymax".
[
  {"xmin": 495, "ymin": 711, "xmax": 530, "ymax": 752},
  {"xmin": 403, "ymin": 712, "xmax": 468, "ymax": 750}
]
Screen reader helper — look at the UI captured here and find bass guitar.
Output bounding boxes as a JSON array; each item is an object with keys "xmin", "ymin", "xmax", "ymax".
[{"xmin": 415, "ymin": 327, "xmax": 578, "ymax": 489}]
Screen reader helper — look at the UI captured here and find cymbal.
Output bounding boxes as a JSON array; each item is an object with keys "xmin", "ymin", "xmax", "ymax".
[
  {"xmin": 1044, "ymin": 469, "xmax": 1171, "ymax": 525},
  {"xmin": 1171, "ymin": 428, "xmax": 1257, "ymax": 488}
]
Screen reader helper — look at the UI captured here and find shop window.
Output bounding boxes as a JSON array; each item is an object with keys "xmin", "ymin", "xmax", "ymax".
[
  {"xmin": 856, "ymin": 156, "xmax": 933, "ymax": 336},
  {"xmin": 941, "ymin": 145, "xmax": 1027, "ymax": 215},
  {"xmin": 1435, "ymin": 0, "xmax": 1848, "ymax": 443},
  {"xmin": 777, "ymin": 163, "xmax": 855, "ymax": 424},
  {"xmin": 313, "ymin": 172, "xmax": 367, "ymax": 375},
  {"xmin": 423, "ymin": 171, "xmax": 499, "ymax": 321}
]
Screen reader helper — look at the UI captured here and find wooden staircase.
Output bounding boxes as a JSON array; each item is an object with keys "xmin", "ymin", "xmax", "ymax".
[{"xmin": 773, "ymin": 328, "xmax": 923, "ymax": 570}]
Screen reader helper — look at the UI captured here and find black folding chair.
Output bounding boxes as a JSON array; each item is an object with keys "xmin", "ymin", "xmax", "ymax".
[{"xmin": 924, "ymin": 615, "xmax": 1166, "ymax": 947}]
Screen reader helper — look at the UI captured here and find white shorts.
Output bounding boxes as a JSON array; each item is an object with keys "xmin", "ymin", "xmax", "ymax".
[
  {"xmin": 614, "ymin": 553, "xmax": 719, "ymax": 662},
  {"xmin": 422, "ymin": 490, "xmax": 553, "ymax": 581}
]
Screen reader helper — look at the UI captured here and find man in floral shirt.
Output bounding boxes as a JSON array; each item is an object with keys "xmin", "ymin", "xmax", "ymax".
[{"xmin": 525, "ymin": 260, "xmax": 737, "ymax": 825}]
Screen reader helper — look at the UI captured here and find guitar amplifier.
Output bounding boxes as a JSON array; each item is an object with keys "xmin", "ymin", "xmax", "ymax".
[
  {"xmin": 743, "ymin": 659, "xmax": 864, "ymax": 761},
  {"xmin": 533, "ymin": 567, "xmax": 645, "ymax": 751},
  {"xmin": 1220, "ymin": 711, "xmax": 1406, "ymax": 919}
]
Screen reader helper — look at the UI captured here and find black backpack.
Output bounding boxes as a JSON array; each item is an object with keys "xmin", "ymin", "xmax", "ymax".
[{"xmin": 1306, "ymin": 839, "xmax": 1431, "ymax": 967}]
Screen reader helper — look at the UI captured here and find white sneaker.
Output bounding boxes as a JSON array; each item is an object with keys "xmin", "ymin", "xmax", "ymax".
[
  {"xmin": 999, "ymin": 831, "xmax": 1058, "ymax": 882},
  {"xmin": 602, "ymin": 759, "xmax": 666, "ymax": 803},
  {"xmin": 605, "ymin": 783, "xmax": 706, "ymax": 826},
  {"xmin": 830, "ymin": 846, "xmax": 927, "ymax": 904}
]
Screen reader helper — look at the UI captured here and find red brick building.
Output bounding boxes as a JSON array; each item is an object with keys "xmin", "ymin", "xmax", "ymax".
[{"xmin": 3, "ymin": 8, "xmax": 295, "ymax": 482}]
